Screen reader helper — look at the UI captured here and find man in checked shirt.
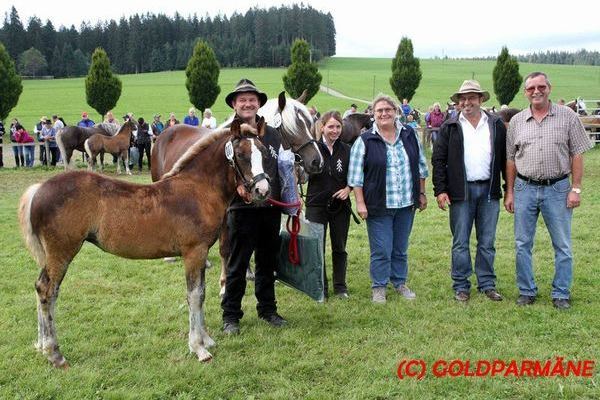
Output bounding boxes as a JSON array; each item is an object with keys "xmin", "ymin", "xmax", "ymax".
[{"xmin": 505, "ymin": 72, "xmax": 594, "ymax": 309}]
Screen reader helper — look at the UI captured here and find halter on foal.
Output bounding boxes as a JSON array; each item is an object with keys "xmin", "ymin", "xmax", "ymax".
[
  {"xmin": 19, "ymin": 119, "xmax": 270, "ymax": 367},
  {"xmin": 84, "ymin": 120, "xmax": 136, "ymax": 174}
]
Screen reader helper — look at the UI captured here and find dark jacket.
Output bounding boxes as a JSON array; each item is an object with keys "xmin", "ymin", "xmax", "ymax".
[
  {"xmin": 306, "ymin": 139, "xmax": 350, "ymax": 207},
  {"xmin": 431, "ymin": 111, "xmax": 506, "ymax": 201},
  {"xmin": 136, "ymin": 122, "xmax": 152, "ymax": 145},
  {"xmin": 360, "ymin": 125, "xmax": 422, "ymax": 216},
  {"xmin": 228, "ymin": 117, "xmax": 282, "ymax": 210}
]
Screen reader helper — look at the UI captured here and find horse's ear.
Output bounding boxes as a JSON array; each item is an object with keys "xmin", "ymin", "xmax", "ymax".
[
  {"xmin": 314, "ymin": 120, "xmax": 322, "ymax": 141},
  {"xmin": 278, "ymin": 91, "xmax": 286, "ymax": 111},
  {"xmin": 296, "ymin": 89, "xmax": 308, "ymax": 105},
  {"xmin": 257, "ymin": 116, "xmax": 266, "ymax": 138},
  {"xmin": 230, "ymin": 119, "xmax": 241, "ymax": 138}
]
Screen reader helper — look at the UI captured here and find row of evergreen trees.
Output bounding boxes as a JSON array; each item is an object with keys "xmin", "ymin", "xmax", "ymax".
[
  {"xmin": 0, "ymin": 4, "xmax": 336, "ymax": 77},
  {"xmin": 467, "ymin": 49, "xmax": 600, "ymax": 66}
]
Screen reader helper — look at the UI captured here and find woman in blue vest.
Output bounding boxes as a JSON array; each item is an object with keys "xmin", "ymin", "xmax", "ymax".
[{"xmin": 348, "ymin": 94, "xmax": 429, "ymax": 304}]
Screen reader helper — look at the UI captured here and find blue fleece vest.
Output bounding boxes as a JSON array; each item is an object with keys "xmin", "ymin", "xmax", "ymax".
[{"xmin": 360, "ymin": 126, "xmax": 421, "ymax": 215}]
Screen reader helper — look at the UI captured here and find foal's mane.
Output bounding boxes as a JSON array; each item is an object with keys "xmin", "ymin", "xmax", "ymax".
[{"xmin": 162, "ymin": 124, "xmax": 258, "ymax": 179}]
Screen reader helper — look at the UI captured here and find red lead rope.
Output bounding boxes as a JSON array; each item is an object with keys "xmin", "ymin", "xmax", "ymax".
[{"xmin": 266, "ymin": 198, "xmax": 302, "ymax": 265}]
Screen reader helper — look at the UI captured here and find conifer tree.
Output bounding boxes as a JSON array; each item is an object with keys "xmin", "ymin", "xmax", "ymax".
[
  {"xmin": 185, "ymin": 40, "xmax": 220, "ymax": 112},
  {"xmin": 85, "ymin": 48, "xmax": 122, "ymax": 119},
  {"xmin": 282, "ymin": 39, "xmax": 322, "ymax": 103},
  {"xmin": 390, "ymin": 37, "xmax": 422, "ymax": 102},
  {"xmin": 0, "ymin": 42, "xmax": 23, "ymax": 122},
  {"xmin": 493, "ymin": 46, "xmax": 522, "ymax": 106}
]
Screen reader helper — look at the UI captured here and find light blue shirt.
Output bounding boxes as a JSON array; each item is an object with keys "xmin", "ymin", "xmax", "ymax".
[{"xmin": 348, "ymin": 122, "xmax": 428, "ymax": 208}]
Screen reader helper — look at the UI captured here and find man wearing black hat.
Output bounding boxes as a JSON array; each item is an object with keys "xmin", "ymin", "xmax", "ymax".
[{"xmin": 221, "ymin": 79, "xmax": 286, "ymax": 335}]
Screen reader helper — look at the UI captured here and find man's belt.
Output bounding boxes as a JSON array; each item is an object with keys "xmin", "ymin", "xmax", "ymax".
[{"xmin": 517, "ymin": 173, "xmax": 568, "ymax": 186}]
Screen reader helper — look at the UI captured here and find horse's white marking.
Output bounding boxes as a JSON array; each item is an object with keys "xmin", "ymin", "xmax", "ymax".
[
  {"xmin": 187, "ymin": 284, "xmax": 213, "ymax": 361},
  {"xmin": 250, "ymin": 138, "xmax": 269, "ymax": 196}
]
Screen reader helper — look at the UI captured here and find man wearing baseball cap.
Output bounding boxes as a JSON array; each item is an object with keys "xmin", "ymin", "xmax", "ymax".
[
  {"xmin": 432, "ymin": 80, "xmax": 507, "ymax": 303},
  {"xmin": 78, "ymin": 111, "xmax": 95, "ymax": 128},
  {"xmin": 221, "ymin": 79, "xmax": 286, "ymax": 335}
]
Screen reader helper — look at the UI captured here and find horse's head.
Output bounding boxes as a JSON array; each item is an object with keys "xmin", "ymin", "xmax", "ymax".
[
  {"xmin": 119, "ymin": 119, "xmax": 137, "ymax": 135},
  {"xmin": 258, "ymin": 92, "xmax": 323, "ymax": 174},
  {"xmin": 228, "ymin": 118, "xmax": 270, "ymax": 204}
]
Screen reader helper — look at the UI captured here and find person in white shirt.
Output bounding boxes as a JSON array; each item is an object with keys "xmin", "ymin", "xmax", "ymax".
[
  {"xmin": 201, "ymin": 108, "xmax": 217, "ymax": 129},
  {"xmin": 431, "ymin": 80, "xmax": 507, "ymax": 303},
  {"xmin": 342, "ymin": 103, "xmax": 357, "ymax": 119}
]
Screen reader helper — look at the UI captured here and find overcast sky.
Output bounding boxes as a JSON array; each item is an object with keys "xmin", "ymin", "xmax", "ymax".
[{"xmin": 4, "ymin": 0, "xmax": 600, "ymax": 58}]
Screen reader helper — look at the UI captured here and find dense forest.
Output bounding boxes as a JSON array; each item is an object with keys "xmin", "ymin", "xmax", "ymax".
[
  {"xmin": 467, "ymin": 49, "xmax": 600, "ymax": 66},
  {"xmin": 0, "ymin": 5, "xmax": 335, "ymax": 77}
]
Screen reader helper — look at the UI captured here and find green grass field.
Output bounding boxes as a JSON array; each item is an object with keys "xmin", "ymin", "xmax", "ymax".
[
  {"xmin": 1, "ymin": 58, "xmax": 599, "ymax": 398},
  {"xmin": 6, "ymin": 57, "xmax": 600, "ymax": 135}
]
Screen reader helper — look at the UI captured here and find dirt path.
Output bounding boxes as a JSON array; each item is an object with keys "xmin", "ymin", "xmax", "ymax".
[{"xmin": 319, "ymin": 85, "xmax": 370, "ymax": 105}]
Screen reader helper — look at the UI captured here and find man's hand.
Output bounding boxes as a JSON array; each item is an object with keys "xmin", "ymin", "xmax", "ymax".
[
  {"xmin": 436, "ymin": 193, "xmax": 451, "ymax": 211},
  {"xmin": 504, "ymin": 192, "xmax": 514, "ymax": 213},
  {"xmin": 567, "ymin": 191, "xmax": 580, "ymax": 208},
  {"xmin": 356, "ymin": 202, "xmax": 368, "ymax": 220}
]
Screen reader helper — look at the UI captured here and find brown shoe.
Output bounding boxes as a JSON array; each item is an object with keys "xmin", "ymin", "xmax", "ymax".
[
  {"xmin": 454, "ymin": 291, "xmax": 470, "ymax": 302},
  {"xmin": 484, "ymin": 289, "xmax": 503, "ymax": 301}
]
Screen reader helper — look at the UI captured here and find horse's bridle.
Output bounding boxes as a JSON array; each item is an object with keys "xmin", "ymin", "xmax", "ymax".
[
  {"xmin": 225, "ymin": 137, "xmax": 270, "ymax": 193},
  {"xmin": 276, "ymin": 116, "xmax": 318, "ymax": 168}
]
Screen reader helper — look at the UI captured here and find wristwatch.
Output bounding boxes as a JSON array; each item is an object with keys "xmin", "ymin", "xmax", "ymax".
[{"xmin": 571, "ymin": 188, "xmax": 582, "ymax": 194}]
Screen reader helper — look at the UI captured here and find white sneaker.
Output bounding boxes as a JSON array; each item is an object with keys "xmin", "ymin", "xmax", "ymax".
[
  {"xmin": 372, "ymin": 287, "xmax": 386, "ymax": 304},
  {"xmin": 396, "ymin": 284, "xmax": 416, "ymax": 300}
]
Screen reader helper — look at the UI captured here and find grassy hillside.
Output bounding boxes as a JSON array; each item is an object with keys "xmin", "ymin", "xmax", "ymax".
[{"xmin": 6, "ymin": 58, "xmax": 600, "ymax": 133}]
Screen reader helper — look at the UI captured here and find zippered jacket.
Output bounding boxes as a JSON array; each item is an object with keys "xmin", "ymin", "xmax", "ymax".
[{"xmin": 431, "ymin": 111, "xmax": 506, "ymax": 201}]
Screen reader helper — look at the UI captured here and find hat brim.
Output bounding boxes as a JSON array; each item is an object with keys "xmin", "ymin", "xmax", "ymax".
[
  {"xmin": 451, "ymin": 90, "xmax": 490, "ymax": 103},
  {"xmin": 225, "ymin": 90, "xmax": 268, "ymax": 108}
]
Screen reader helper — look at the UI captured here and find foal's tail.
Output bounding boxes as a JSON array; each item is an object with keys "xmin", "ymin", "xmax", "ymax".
[
  {"xmin": 18, "ymin": 183, "xmax": 46, "ymax": 267},
  {"xmin": 83, "ymin": 138, "xmax": 93, "ymax": 161},
  {"xmin": 55, "ymin": 129, "xmax": 67, "ymax": 170}
]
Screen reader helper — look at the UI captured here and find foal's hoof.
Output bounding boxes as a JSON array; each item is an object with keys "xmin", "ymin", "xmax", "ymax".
[{"xmin": 196, "ymin": 348, "xmax": 213, "ymax": 362}]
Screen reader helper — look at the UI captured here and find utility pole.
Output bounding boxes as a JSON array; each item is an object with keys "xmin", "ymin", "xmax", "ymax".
[{"xmin": 372, "ymin": 75, "xmax": 376, "ymax": 99}]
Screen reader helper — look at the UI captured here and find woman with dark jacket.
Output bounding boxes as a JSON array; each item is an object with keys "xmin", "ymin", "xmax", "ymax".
[
  {"xmin": 306, "ymin": 111, "xmax": 352, "ymax": 299},
  {"xmin": 136, "ymin": 117, "xmax": 152, "ymax": 172}
]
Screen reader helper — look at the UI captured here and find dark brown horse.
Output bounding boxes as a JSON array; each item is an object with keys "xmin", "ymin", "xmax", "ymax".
[
  {"xmin": 18, "ymin": 120, "xmax": 270, "ymax": 367},
  {"xmin": 84, "ymin": 120, "xmax": 135, "ymax": 174},
  {"xmin": 56, "ymin": 123, "xmax": 119, "ymax": 170},
  {"xmin": 338, "ymin": 113, "xmax": 373, "ymax": 144}
]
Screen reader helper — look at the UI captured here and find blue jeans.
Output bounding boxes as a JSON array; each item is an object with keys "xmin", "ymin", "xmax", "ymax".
[
  {"xmin": 24, "ymin": 144, "xmax": 35, "ymax": 167},
  {"xmin": 12, "ymin": 144, "xmax": 24, "ymax": 167},
  {"xmin": 514, "ymin": 177, "xmax": 573, "ymax": 299},
  {"xmin": 449, "ymin": 182, "xmax": 500, "ymax": 292},
  {"xmin": 366, "ymin": 207, "xmax": 415, "ymax": 289}
]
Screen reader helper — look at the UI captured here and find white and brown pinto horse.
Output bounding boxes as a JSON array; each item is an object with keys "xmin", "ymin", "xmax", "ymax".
[
  {"xmin": 18, "ymin": 120, "xmax": 270, "ymax": 367},
  {"xmin": 151, "ymin": 92, "xmax": 324, "ymax": 295},
  {"xmin": 84, "ymin": 120, "xmax": 136, "ymax": 174}
]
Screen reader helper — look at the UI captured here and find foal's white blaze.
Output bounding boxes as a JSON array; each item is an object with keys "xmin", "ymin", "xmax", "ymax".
[{"xmin": 249, "ymin": 138, "xmax": 269, "ymax": 196}]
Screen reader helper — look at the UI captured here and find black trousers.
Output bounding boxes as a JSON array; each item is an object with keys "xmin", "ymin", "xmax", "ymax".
[
  {"xmin": 305, "ymin": 205, "xmax": 350, "ymax": 295},
  {"xmin": 221, "ymin": 208, "xmax": 281, "ymax": 322},
  {"xmin": 137, "ymin": 141, "xmax": 152, "ymax": 171},
  {"xmin": 47, "ymin": 147, "xmax": 59, "ymax": 166}
]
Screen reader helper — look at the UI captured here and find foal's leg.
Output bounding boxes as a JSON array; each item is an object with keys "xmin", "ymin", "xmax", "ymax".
[
  {"xmin": 124, "ymin": 150, "xmax": 132, "ymax": 175},
  {"xmin": 116, "ymin": 153, "xmax": 122, "ymax": 174},
  {"xmin": 183, "ymin": 246, "xmax": 215, "ymax": 362},
  {"xmin": 35, "ymin": 258, "xmax": 70, "ymax": 369},
  {"xmin": 218, "ymin": 217, "xmax": 230, "ymax": 298}
]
